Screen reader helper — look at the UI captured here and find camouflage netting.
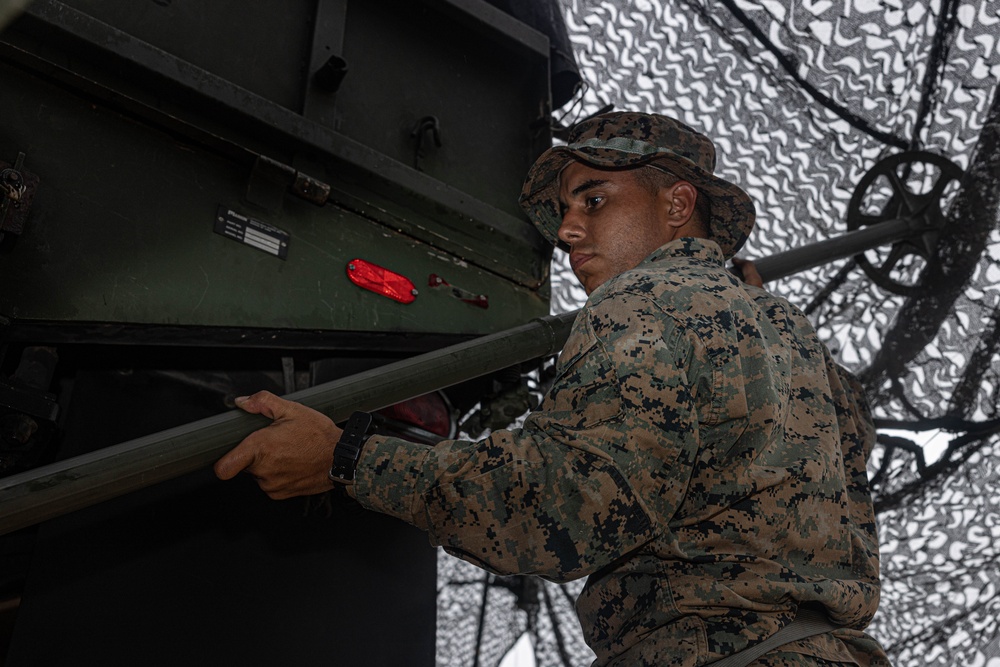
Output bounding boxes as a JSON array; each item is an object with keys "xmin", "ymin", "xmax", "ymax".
[{"xmin": 437, "ymin": 0, "xmax": 1000, "ymax": 665}]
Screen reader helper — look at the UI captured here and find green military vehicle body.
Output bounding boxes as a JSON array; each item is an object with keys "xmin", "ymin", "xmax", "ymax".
[
  {"xmin": 1, "ymin": 0, "xmax": 553, "ymax": 345},
  {"xmin": 0, "ymin": 2, "xmax": 565, "ymax": 665}
]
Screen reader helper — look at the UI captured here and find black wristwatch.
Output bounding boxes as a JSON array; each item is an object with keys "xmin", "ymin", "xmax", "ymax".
[{"xmin": 328, "ymin": 411, "xmax": 375, "ymax": 484}]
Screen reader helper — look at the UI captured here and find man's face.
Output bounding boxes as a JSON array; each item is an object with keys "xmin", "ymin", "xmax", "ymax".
[{"xmin": 557, "ymin": 161, "xmax": 676, "ymax": 294}]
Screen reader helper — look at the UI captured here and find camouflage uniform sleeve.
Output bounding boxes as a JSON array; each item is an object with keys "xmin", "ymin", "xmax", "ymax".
[
  {"xmin": 828, "ymin": 360, "xmax": 882, "ymax": 601},
  {"xmin": 350, "ymin": 289, "xmax": 696, "ymax": 582},
  {"xmin": 831, "ymin": 363, "xmax": 877, "ymax": 465}
]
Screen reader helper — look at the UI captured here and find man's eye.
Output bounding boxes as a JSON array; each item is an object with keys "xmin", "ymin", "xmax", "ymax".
[{"xmin": 585, "ymin": 195, "xmax": 604, "ymax": 209}]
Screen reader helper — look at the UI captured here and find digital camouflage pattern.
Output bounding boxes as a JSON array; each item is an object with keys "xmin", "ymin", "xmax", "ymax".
[
  {"xmin": 519, "ymin": 111, "xmax": 757, "ymax": 259},
  {"xmin": 351, "ymin": 237, "xmax": 888, "ymax": 666}
]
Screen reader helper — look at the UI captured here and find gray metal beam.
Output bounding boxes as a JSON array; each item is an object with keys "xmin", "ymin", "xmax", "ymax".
[{"xmin": 753, "ymin": 218, "xmax": 914, "ymax": 283}]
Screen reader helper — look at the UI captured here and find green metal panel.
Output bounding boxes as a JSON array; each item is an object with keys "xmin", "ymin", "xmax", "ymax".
[
  {"xmin": 0, "ymin": 0, "xmax": 554, "ymax": 344},
  {"xmin": 0, "ymin": 59, "xmax": 546, "ymax": 335},
  {"xmin": 333, "ymin": 0, "xmax": 551, "ymax": 218},
  {"xmin": 0, "ymin": 2, "xmax": 555, "ymax": 664},
  {"xmin": 60, "ymin": 0, "xmax": 315, "ymax": 112},
  {"xmin": 50, "ymin": 0, "xmax": 550, "ymax": 221}
]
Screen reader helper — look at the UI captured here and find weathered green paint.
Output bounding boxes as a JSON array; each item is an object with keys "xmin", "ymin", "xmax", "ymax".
[{"xmin": 0, "ymin": 56, "xmax": 547, "ymax": 335}]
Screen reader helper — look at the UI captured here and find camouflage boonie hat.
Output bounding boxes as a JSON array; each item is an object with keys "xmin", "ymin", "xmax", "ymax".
[{"xmin": 519, "ymin": 111, "xmax": 756, "ymax": 258}]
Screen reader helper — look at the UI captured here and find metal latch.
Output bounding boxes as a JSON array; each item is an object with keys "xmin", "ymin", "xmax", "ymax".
[
  {"xmin": 0, "ymin": 152, "xmax": 40, "ymax": 241},
  {"xmin": 245, "ymin": 155, "xmax": 331, "ymax": 211}
]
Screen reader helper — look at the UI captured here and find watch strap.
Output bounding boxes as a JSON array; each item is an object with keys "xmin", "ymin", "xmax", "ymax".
[{"xmin": 329, "ymin": 411, "xmax": 374, "ymax": 483}]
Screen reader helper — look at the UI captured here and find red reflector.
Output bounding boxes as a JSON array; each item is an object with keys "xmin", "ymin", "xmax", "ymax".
[
  {"xmin": 347, "ymin": 259, "xmax": 416, "ymax": 304},
  {"xmin": 379, "ymin": 393, "xmax": 452, "ymax": 437}
]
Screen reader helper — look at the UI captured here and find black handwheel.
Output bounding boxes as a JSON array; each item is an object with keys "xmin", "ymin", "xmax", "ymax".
[{"xmin": 846, "ymin": 151, "xmax": 963, "ymax": 296}]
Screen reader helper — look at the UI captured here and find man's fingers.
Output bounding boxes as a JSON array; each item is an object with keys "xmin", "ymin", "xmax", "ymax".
[
  {"xmin": 217, "ymin": 393, "xmax": 339, "ymax": 498},
  {"xmin": 215, "ymin": 393, "xmax": 283, "ymax": 481},
  {"xmin": 214, "ymin": 439, "xmax": 258, "ymax": 480},
  {"xmin": 234, "ymin": 390, "xmax": 292, "ymax": 421},
  {"xmin": 732, "ymin": 257, "xmax": 764, "ymax": 288}
]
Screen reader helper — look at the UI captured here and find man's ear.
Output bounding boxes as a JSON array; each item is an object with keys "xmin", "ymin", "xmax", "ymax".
[{"xmin": 661, "ymin": 181, "xmax": 699, "ymax": 228}]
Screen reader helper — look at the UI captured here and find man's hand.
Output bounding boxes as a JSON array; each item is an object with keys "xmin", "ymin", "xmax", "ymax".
[
  {"xmin": 214, "ymin": 391, "xmax": 344, "ymax": 499},
  {"xmin": 731, "ymin": 257, "xmax": 764, "ymax": 288}
]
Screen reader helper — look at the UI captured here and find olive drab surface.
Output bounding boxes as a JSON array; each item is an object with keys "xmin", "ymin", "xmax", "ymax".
[{"xmin": 0, "ymin": 2, "xmax": 569, "ymax": 665}]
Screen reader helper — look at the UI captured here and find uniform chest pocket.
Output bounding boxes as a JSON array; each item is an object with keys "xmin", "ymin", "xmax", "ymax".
[{"xmin": 533, "ymin": 337, "xmax": 624, "ymax": 432}]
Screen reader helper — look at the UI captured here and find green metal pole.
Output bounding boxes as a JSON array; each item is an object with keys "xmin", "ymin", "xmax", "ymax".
[{"xmin": 0, "ymin": 311, "xmax": 576, "ymax": 536}]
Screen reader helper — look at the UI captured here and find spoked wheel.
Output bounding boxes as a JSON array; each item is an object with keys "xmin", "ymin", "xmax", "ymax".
[{"xmin": 847, "ymin": 151, "xmax": 963, "ymax": 296}]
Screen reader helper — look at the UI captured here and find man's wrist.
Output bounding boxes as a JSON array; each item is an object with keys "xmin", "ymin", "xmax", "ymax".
[{"xmin": 328, "ymin": 411, "xmax": 375, "ymax": 484}]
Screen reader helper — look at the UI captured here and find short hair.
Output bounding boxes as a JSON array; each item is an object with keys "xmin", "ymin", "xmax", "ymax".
[{"xmin": 634, "ymin": 165, "xmax": 711, "ymax": 235}]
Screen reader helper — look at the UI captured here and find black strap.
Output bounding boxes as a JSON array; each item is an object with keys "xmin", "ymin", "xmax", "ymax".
[{"xmin": 704, "ymin": 608, "xmax": 840, "ymax": 667}]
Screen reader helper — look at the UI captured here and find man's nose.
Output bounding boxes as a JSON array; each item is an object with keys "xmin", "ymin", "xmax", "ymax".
[{"xmin": 557, "ymin": 210, "xmax": 585, "ymax": 245}]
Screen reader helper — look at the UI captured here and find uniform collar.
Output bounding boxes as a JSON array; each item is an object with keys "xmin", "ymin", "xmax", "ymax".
[{"xmin": 639, "ymin": 236, "xmax": 725, "ymax": 268}]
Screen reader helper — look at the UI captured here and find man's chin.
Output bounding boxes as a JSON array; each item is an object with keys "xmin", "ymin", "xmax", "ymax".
[
  {"xmin": 580, "ymin": 276, "xmax": 602, "ymax": 295},
  {"xmin": 573, "ymin": 268, "xmax": 606, "ymax": 295}
]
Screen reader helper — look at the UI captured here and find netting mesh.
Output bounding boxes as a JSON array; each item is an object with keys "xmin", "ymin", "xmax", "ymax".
[{"xmin": 437, "ymin": 0, "xmax": 1000, "ymax": 664}]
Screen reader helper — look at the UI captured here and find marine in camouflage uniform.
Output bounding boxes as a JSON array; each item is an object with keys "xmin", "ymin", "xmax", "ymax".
[{"xmin": 218, "ymin": 112, "xmax": 890, "ymax": 666}]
